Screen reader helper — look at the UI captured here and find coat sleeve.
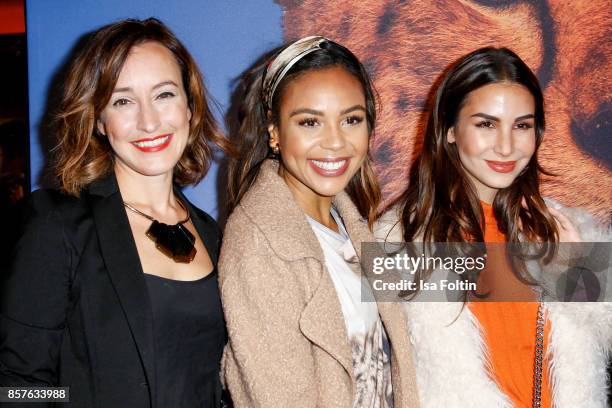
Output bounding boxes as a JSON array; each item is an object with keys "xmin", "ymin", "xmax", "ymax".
[
  {"xmin": 218, "ymin": 213, "xmax": 318, "ymax": 408},
  {"xmin": 0, "ymin": 190, "xmax": 77, "ymax": 387}
]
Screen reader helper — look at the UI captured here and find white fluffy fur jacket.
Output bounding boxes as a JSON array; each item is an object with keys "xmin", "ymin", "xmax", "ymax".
[{"xmin": 374, "ymin": 200, "xmax": 611, "ymax": 407}]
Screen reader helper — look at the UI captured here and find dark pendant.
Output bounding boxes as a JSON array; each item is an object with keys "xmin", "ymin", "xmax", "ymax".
[{"xmin": 146, "ymin": 220, "xmax": 197, "ymax": 263}]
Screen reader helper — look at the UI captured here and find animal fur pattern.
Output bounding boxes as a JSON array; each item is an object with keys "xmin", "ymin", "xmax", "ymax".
[
  {"xmin": 279, "ymin": 0, "xmax": 612, "ymax": 222},
  {"xmin": 374, "ymin": 202, "xmax": 611, "ymax": 407},
  {"xmin": 351, "ymin": 318, "xmax": 393, "ymax": 408}
]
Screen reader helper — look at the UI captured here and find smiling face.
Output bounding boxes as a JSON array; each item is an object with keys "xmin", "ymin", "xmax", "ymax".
[
  {"xmin": 448, "ymin": 82, "xmax": 537, "ymax": 203},
  {"xmin": 268, "ymin": 66, "xmax": 369, "ymax": 207},
  {"xmin": 96, "ymin": 41, "xmax": 191, "ymax": 181}
]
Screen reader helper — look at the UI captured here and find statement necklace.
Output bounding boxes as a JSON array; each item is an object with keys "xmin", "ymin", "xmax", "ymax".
[{"xmin": 123, "ymin": 199, "xmax": 197, "ymax": 263}]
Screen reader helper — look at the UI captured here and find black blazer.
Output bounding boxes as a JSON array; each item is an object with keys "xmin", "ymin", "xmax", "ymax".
[{"xmin": 0, "ymin": 173, "xmax": 222, "ymax": 407}]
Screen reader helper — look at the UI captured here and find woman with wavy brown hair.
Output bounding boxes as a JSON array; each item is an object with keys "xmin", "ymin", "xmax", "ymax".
[
  {"xmin": 219, "ymin": 36, "xmax": 419, "ymax": 407},
  {"xmin": 376, "ymin": 47, "xmax": 611, "ymax": 407},
  {"xmin": 0, "ymin": 18, "xmax": 230, "ymax": 407}
]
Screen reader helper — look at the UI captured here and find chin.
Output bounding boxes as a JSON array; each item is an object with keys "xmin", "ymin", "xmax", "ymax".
[
  {"xmin": 308, "ymin": 182, "xmax": 347, "ymax": 198},
  {"xmin": 311, "ymin": 187, "xmax": 344, "ymax": 198},
  {"xmin": 482, "ymin": 178, "xmax": 518, "ymax": 191},
  {"xmin": 300, "ymin": 173, "xmax": 348, "ymax": 195},
  {"xmin": 478, "ymin": 168, "xmax": 525, "ymax": 189},
  {"xmin": 130, "ymin": 164, "xmax": 176, "ymax": 178}
]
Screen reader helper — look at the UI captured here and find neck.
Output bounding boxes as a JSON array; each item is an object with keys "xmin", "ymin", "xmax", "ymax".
[
  {"xmin": 304, "ymin": 197, "xmax": 335, "ymax": 228},
  {"xmin": 114, "ymin": 161, "xmax": 177, "ymax": 215},
  {"xmin": 478, "ymin": 190, "xmax": 496, "ymax": 205},
  {"xmin": 279, "ymin": 166, "xmax": 337, "ymax": 231}
]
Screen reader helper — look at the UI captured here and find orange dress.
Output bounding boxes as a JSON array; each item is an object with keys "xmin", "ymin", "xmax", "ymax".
[{"xmin": 469, "ymin": 202, "xmax": 552, "ymax": 408}]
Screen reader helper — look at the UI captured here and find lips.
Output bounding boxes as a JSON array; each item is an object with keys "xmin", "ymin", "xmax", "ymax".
[
  {"xmin": 308, "ymin": 158, "xmax": 350, "ymax": 177},
  {"xmin": 131, "ymin": 134, "xmax": 172, "ymax": 152},
  {"xmin": 485, "ymin": 160, "xmax": 516, "ymax": 173}
]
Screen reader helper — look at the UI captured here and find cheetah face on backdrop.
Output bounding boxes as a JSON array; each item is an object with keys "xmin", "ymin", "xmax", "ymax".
[{"xmin": 279, "ymin": 0, "xmax": 611, "ymax": 222}]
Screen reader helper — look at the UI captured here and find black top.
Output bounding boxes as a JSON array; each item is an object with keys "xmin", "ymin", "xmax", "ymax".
[
  {"xmin": 144, "ymin": 271, "xmax": 226, "ymax": 408},
  {"xmin": 0, "ymin": 172, "xmax": 225, "ymax": 407}
]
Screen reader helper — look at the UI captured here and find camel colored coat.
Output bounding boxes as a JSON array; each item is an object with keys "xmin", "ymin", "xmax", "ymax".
[{"xmin": 219, "ymin": 160, "xmax": 419, "ymax": 408}]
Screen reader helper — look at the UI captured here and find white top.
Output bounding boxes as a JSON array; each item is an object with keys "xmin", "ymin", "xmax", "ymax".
[{"xmin": 307, "ymin": 207, "xmax": 393, "ymax": 408}]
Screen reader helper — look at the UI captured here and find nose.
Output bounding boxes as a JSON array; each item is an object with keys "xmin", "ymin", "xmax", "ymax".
[
  {"xmin": 493, "ymin": 127, "xmax": 513, "ymax": 157},
  {"xmin": 137, "ymin": 100, "xmax": 161, "ymax": 134},
  {"xmin": 320, "ymin": 123, "xmax": 346, "ymax": 151}
]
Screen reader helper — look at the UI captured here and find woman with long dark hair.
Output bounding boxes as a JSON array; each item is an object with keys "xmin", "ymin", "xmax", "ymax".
[
  {"xmin": 376, "ymin": 47, "xmax": 611, "ymax": 407},
  {"xmin": 1, "ymin": 18, "xmax": 229, "ymax": 407},
  {"xmin": 220, "ymin": 36, "xmax": 419, "ymax": 407}
]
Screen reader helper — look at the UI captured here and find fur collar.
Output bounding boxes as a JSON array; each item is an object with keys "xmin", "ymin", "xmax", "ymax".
[
  {"xmin": 404, "ymin": 299, "xmax": 611, "ymax": 407},
  {"xmin": 374, "ymin": 200, "xmax": 611, "ymax": 407}
]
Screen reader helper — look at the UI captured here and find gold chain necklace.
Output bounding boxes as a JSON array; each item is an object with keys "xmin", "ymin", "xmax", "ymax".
[
  {"xmin": 532, "ymin": 297, "xmax": 545, "ymax": 408},
  {"xmin": 123, "ymin": 199, "xmax": 197, "ymax": 263}
]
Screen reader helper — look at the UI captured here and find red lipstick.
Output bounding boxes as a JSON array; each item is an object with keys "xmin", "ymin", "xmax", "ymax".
[
  {"xmin": 308, "ymin": 157, "xmax": 351, "ymax": 177},
  {"xmin": 131, "ymin": 134, "xmax": 172, "ymax": 152},
  {"xmin": 485, "ymin": 160, "xmax": 516, "ymax": 173}
]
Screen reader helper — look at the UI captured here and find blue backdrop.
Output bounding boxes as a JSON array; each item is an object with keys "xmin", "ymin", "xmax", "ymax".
[{"xmin": 26, "ymin": 0, "xmax": 283, "ymax": 219}]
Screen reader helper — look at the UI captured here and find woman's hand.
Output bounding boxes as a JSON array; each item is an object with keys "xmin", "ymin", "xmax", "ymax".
[
  {"xmin": 521, "ymin": 197, "xmax": 582, "ymax": 242},
  {"xmin": 548, "ymin": 206, "xmax": 582, "ymax": 242}
]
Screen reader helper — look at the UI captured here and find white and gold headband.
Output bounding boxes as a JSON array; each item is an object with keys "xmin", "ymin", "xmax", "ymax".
[{"xmin": 261, "ymin": 35, "xmax": 329, "ymax": 111}]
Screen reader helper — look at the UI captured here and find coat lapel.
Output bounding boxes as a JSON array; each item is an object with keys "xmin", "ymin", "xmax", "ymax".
[
  {"xmin": 240, "ymin": 160, "xmax": 419, "ymax": 404},
  {"xmin": 240, "ymin": 160, "xmax": 354, "ymax": 377},
  {"xmin": 87, "ymin": 174, "xmax": 156, "ymax": 403},
  {"xmin": 299, "ymin": 262, "xmax": 354, "ymax": 379}
]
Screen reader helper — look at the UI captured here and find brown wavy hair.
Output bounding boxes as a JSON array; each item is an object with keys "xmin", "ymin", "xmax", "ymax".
[
  {"xmin": 226, "ymin": 39, "xmax": 381, "ymax": 226},
  {"xmin": 53, "ymin": 18, "xmax": 228, "ymax": 195},
  {"xmin": 398, "ymin": 47, "xmax": 558, "ymax": 285}
]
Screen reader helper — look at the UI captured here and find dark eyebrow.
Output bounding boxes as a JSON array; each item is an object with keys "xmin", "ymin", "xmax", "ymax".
[
  {"xmin": 471, "ymin": 113, "xmax": 499, "ymax": 121},
  {"xmin": 112, "ymin": 87, "xmax": 132, "ymax": 94},
  {"xmin": 515, "ymin": 114, "xmax": 535, "ymax": 121},
  {"xmin": 112, "ymin": 80, "xmax": 179, "ymax": 94},
  {"xmin": 471, "ymin": 112, "xmax": 535, "ymax": 122},
  {"xmin": 340, "ymin": 105, "xmax": 366, "ymax": 115},
  {"xmin": 153, "ymin": 80, "xmax": 179, "ymax": 90},
  {"xmin": 289, "ymin": 105, "xmax": 366, "ymax": 118},
  {"xmin": 289, "ymin": 108, "xmax": 323, "ymax": 117}
]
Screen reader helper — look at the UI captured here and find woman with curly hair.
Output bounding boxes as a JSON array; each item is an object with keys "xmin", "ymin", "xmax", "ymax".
[{"xmin": 1, "ymin": 18, "xmax": 229, "ymax": 407}]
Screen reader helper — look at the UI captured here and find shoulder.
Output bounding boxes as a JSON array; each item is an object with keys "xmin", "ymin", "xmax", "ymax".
[
  {"xmin": 22, "ymin": 189, "xmax": 90, "ymax": 234},
  {"xmin": 221, "ymin": 205, "xmax": 267, "ymax": 257},
  {"xmin": 221, "ymin": 177, "xmax": 294, "ymax": 257},
  {"xmin": 28, "ymin": 188, "xmax": 86, "ymax": 214},
  {"xmin": 218, "ymin": 206, "xmax": 292, "ymax": 296},
  {"xmin": 9, "ymin": 189, "xmax": 91, "ymax": 282},
  {"xmin": 190, "ymin": 203, "xmax": 222, "ymax": 237}
]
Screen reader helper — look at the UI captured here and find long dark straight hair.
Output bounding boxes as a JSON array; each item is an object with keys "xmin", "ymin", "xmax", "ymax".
[
  {"xmin": 399, "ymin": 47, "xmax": 558, "ymax": 282},
  {"xmin": 226, "ymin": 39, "xmax": 381, "ymax": 226}
]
